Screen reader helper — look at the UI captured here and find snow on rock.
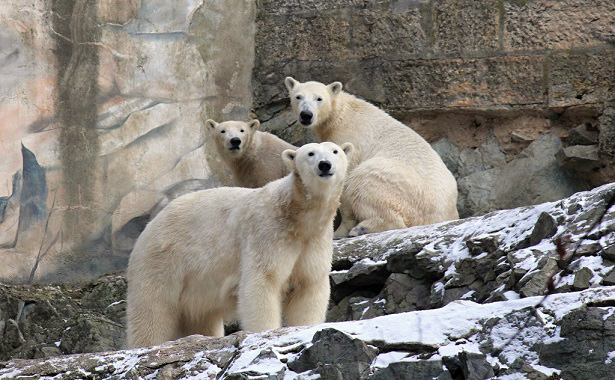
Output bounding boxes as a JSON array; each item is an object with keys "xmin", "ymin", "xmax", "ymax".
[
  {"xmin": 329, "ymin": 183, "xmax": 615, "ymax": 322},
  {"xmin": 1, "ymin": 287, "xmax": 614, "ymax": 379}
]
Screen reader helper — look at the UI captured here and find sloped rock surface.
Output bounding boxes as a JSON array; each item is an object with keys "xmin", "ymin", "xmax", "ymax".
[
  {"xmin": 2, "ymin": 287, "xmax": 615, "ymax": 379},
  {"xmin": 0, "ymin": 184, "xmax": 614, "ymax": 378},
  {"xmin": 0, "ymin": 274, "xmax": 126, "ymax": 360},
  {"xmin": 329, "ymin": 183, "xmax": 615, "ymax": 322}
]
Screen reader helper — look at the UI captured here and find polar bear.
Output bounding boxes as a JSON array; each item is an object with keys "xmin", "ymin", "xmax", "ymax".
[
  {"xmin": 206, "ymin": 119, "xmax": 297, "ymax": 188},
  {"xmin": 126, "ymin": 141, "xmax": 353, "ymax": 348},
  {"xmin": 285, "ymin": 77, "xmax": 458, "ymax": 238}
]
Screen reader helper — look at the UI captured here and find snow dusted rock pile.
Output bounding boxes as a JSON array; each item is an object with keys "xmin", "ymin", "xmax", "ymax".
[
  {"xmin": 0, "ymin": 184, "xmax": 613, "ymax": 379},
  {"xmin": 328, "ymin": 183, "xmax": 615, "ymax": 322},
  {"xmin": 1, "ymin": 288, "xmax": 615, "ymax": 379},
  {"xmin": 0, "ymin": 275, "xmax": 127, "ymax": 360}
]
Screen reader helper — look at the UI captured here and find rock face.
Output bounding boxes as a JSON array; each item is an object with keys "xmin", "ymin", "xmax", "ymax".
[
  {"xmin": 0, "ymin": 274, "xmax": 126, "ymax": 361},
  {"xmin": 0, "ymin": 0, "xmax": 255, "ymax": 284},
  {"xmin": 1, "ymin": 184, "xmax": 614, "ymax": 378},
  {"xmin": 2, "ymin": 287, "xmax": 615, "ymax": 379},
  {"xmin": 328, "ymin": 183, "xmax": 615, "ymax": 322},
  {"xmin": 254, "ymin": 0, "xmax": 615, "ymax": 216}
]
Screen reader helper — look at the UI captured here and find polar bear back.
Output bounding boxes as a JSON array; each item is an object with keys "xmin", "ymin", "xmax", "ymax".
[{"xmin": 325, "ymin": 92, "xmax": 455, "ymax": 189}]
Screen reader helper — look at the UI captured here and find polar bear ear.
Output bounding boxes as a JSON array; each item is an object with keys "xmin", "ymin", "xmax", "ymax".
[
  {"xmin": 205, "ymin": 119, "xmax": 218, "ymax": 131},
  {"xmin": 341, "ymin": 142, "xmax": 354, "ymax": 159},
  {"xmin": 282, "ymin": 149, "xmax": 297, "ymax": 172},
  {"xmin": 248, "ymin": 119, "xmax": 260, "ymax": 131},
  {"xmin": 285, "ymin": 77, "xmax": 299, "ymax": 92},
  {"xmin": 328, "ymin": 81, "xmax": 343, "ymax": 95}
]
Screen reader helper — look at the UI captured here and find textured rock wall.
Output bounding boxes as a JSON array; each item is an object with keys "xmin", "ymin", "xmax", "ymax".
[
  {"xmin": 253, "ymin": 0, "xmax": 615, "ymax": 217},
  {"xmin": 0, "ymin": 0, "xmax": 256, "ymax": 283}
]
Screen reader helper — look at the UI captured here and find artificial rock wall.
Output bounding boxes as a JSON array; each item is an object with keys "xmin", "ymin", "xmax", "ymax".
[
  {"xmin": 1, "ymin": 0, "xmax": 614, "ymax": 284},
  {"xmin": 0, "ymin": 0, "xmax": 256, "ymax": 283},
  {"xmin": 254, "ymin": 0, "xmax": 615, "ymax": 215}
]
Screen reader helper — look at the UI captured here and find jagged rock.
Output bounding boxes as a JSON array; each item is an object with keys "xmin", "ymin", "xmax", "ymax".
[
  {"xmin": 556, "ymin": 144, "xmax": 601, "ymax": 172},
  {"xmin": 288, "ymin": 328, "xmax": 378, "ymax": 379},
  {"xmin": 602, "ymin": 268, "xmax": 615, "ymax": 286},
  {"xmin": 519, "ymin": 258, "xmax": 559, "ymax": 297},
  {"xmin": 529, "ymin": 212, "xmax": 558, "ymax": 246},
  {"xmin": 466, "ymin": 235, "xmax": 499, "ymax": 256},
  {"xmin": 569, "ymin": 123, "xmax": 599, "ymax": 146},
  {"xmin": 370, "ymin": 359, "xmax": 452, "ymax": 380},
  {"xmin": 572, "ymin": 267, "xmax": 594, "ymax": 290},
  {"xmin": 0, "ymin": 274, "xmax": 126, "ymax": 360},
  {"xmin": 602, "ymin": 244, "xmax": 615, "ymax": 262},
  {"xmin": 459, "ymin": 351, "xmax": 494, "ymax": 380},
  {"xmin": 1, "ymin": 288, "xmax": 614, "ymax": 379},
  {"xmin": 382, "ymin": 274, "xmax": 430, "ymax": 314},
  {"xmin": 540, "ymin": 307, "xmax": 615, "ymax": 380}
]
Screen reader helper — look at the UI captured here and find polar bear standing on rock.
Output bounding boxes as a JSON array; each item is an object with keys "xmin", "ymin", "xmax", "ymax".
[
  {"xmin": 207, "ymin": 119, "xmax": 297, "ymax": 188},
  {"xmin": 126, "ymin": 142, "xmax": 353, "ymax": 348},
  {"xmin": 285, "ymin": 77, "xmax": 458, "ymax": 238}
]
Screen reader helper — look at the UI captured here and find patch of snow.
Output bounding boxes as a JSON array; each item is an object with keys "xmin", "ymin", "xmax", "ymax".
[
  {"xmin": 54, "ymin": 340, "xmax": 61, "ymax": 347},
  {"xmin": 106, "ymin": 300, "xmax": 125, "ymax": 308},
  {"xmin": 530, "ymin": 364, "xmax": 560, "ymax": 376},
  {"xmin": 497, "ymin": 373, "xmax": 529, "ymax": 380},
  {"xmin": 360, "ymin": 306, "xmax": 370, "ymax": 319},
  {"xmin": 605, "ymin": 351, "xmax": 615, "ymax": 364},
  {"xmin": 461, "ymin": 290, "xmax": 475, "ymax": 300},
  {"xmin": 373, "ymin": 298, "xmax": 386, "ymax": 304},
  {"xmin": 503, "ymin": 291, "xmax": 520, "ymax": 300},
  {"xmin": 372, "ymin": 351, "xmax": 410, "ymax": 368},
  {"xmin": 601, "ymin": 307, "xmax": 615, "ymax": 321}
]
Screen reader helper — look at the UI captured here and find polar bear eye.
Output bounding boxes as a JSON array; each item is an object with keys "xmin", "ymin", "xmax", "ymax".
[
  {"xmin": 333, "ymin": 150, "xmax": 338, "ymax": 154},
  {"xmin": 221, "ymin": 130, "xmax": 225, "ymax": 134},
  {"xmin": 240, "ymin": 129, "xmax": 244, "ymax": 133},
  {"xmin": 317, "ymin": 97, "xmax": 323, "ymax": 102},
  {"xmin": 308, "ymin": 152, "xmax": 314, "ymax": 157},
  {"xmin": 296, "ymin": 95, "xmax": 302, "ymax": 100}
]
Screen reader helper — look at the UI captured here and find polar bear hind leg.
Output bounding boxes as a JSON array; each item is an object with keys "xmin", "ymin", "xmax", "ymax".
[{"xmin": 342, "ymin": 157, "xmax": 427, "ymax": 237}]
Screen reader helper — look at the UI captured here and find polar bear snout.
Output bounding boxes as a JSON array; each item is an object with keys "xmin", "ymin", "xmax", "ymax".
[
  {"xmin": 229, "ymin": 137, "xmax": 241, "ymax": 150},
  {"xmin": 299, "ymin": 110, "xmax": 313, "ymax": 125},
  {"xmin": 318, "ymin": 160, "xmax": 332, "ymax": 176}
]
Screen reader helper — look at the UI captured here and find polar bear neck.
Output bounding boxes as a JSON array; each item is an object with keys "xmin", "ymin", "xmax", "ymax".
[{"xmin": 273, "ymin": 174, "xmax": 341, "ymax": 235}]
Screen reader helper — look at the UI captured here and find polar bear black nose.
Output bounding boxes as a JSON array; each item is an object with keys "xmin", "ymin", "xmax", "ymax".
[
  {"xmin": 300, "ymin": 111, "xmax": 313, "ymax": 123},
  {"xmin": 230, "ymin": 137, "xmax": 241, "ymax": 147},
  {"xmin": 318, "ymin": 160, "xmax": 331, "ymax": 173}
]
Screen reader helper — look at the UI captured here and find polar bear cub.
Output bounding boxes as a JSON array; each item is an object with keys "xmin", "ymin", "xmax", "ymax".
[
  {"xmin": 285, "ymin": 77, "xmax": 459, "ymax": 238},
  {"xmin": 207, "ymin": 119, "xmax": 297, "ymax": 188},
  {"xmin": 126, "ymin": 141, "xmax": 353, "ymax": 348}
]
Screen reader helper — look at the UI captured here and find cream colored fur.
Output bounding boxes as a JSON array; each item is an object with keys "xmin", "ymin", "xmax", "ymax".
[
  {"xmin": 126, "ymin": 142, "xmax": 353, "ymax": 348},
  {"xmin": 207, "ymin": 119, "xmax": 297, "ymax": 188},
  {"xmin": 285, "ymin": 77, "xmax": 459, "ymax": 238}
]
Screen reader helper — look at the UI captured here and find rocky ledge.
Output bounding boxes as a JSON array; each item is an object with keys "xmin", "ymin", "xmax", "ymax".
[
  {"xmin": 0, "ymin": 183, "xmax": 613, "ymax": 378},
  {"xmin": 1, "ymin": 287, "xmax": 615, "ymax": 379}
]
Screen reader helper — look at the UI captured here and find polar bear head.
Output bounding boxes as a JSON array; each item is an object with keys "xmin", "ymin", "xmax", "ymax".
[
  {"xmin": 282, "ymin": 142, "xmax": 353, "ymax": 196},
  {"xmin": 285, "ymin": 77, "xmax": 342, "ymax": 128},
  {"xmin": 206, "ymin": 119, "xmax": 260, "ymax": 159}
]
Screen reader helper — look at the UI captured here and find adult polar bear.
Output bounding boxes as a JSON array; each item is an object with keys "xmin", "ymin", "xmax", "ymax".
[
  {"xmin": 285, "ymin": 77, "xmax": 458, "ymax": 238},
  {"xmin": 126, "ymin": 142, "xmax": 353, "ymax": 348},
  {"xmin": 206, "ymin": 119, "xmax": 296, "ymax": 188}
]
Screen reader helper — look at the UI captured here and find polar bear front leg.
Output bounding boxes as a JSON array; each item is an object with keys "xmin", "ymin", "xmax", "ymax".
[
  {"xmin": 237, "ymin": 273, "xmax": 283, "ymax": 332},
  {"xmin": 284, "ymin": 274, "xmax": 330, "ymax": 326}
]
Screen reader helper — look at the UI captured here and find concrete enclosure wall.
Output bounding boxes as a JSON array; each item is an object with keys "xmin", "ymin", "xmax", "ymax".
[
  {"xmin": 0, "ymin": 0, "xmax": 255, "ymax": 283},
  {"xmin": 1, "ymin": 0, "xmax": 614, "ymax": 283}
]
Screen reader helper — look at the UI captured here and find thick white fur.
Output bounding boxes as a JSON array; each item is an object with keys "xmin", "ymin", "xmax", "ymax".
[
  {"xmin": 207, "ymin": 119, "xmax": 297, "ymax": 188},
  {"xmin": 285, "ymin": 77, "xmax": 459, "ymax": 238},
  {"xmin": 126, "ymin": 142, "xmax": 353, "ymax": 348}
]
